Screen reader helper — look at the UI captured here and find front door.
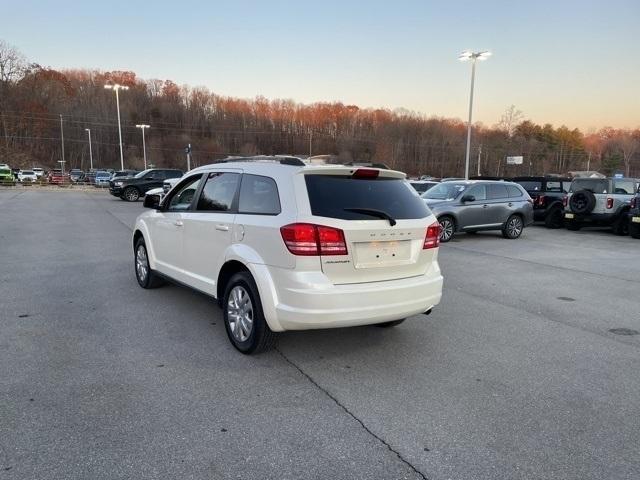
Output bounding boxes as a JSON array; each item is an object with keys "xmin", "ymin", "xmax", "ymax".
[
  {"xmin": 457, "ymin": 184, "xmax": 493, "ymax": 229},
  {"xmin": 182, "ymin": 171, "xmax": 241, "ymax": 296}
]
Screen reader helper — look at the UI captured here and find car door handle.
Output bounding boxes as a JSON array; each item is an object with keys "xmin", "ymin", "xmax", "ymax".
[
  {"xmin": 508, "ymin": 203, "xmax": 514, "ymax": 207},
  {"xmin": 215, "ymin": 224, "xmax": 229, "ymax": 231},
  {"xmin": 174, "ymin": 220, "xmax": 183, "ymax": 227},
  {"xmin": 482, "ymin": 204, "xmax": 489, "ymax": 208}
]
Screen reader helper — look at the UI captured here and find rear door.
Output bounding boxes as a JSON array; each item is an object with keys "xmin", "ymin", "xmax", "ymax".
[
  {"xmin": 485, "ymin": 183, "xmax": 512, "ymax": 223},
  {"xmin": 301, "ymin": 169, "xmax": 437, "ymax": 285}
]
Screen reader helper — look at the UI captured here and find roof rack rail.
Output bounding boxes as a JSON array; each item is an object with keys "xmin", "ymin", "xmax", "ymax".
[
  {"xmin": 343, "ymin": 162, "xmax": 390, "ymax": 170},
  {"xmin": 217, "ymin": 155, "xmax": 306, "ymax": 167}
]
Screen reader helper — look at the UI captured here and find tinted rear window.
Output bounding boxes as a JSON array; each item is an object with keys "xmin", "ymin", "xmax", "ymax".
[
  {"xmin": 305, "ymin": 175, "xmax": 429, "ymax": 220},
  {"xmin": 515, "ymin": 181, "xmax": 542, "ymax": 192},
  {"xmin": 487, "ymin": 184, "xmax": 509, "ymax": 199},
  {"xmin": 570, "ymin": 179, "xmax": 608, "ymax": 194},
  {"xmin": 507, "ymin": 185, "xmax": 524, "ymax": 197}
]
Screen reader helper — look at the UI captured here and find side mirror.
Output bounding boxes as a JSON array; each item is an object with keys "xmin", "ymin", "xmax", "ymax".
[
  {"xmin": 461, "ymin": 195, "xmax": 476, "ymax": 203},
  {"xmin": 143, "ymin": 194, "xmax": 161, "ymax": 210}
]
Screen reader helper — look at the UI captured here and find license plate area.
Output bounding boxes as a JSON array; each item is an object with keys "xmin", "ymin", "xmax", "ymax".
[
  {"xmin": 632, "ymin": 216, "xmax": 640, "ymax": 224},
  {"xmin": 353, "ymin": 240, "xmax": 412, "ymax": 268},
  {"xmin": 565, "ymin": 213, "xmax": 575, "ymax": 219}
]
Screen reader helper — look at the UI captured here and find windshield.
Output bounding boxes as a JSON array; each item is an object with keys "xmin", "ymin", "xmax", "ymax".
[
  {"xmin": 422, "ymin": 182, "xmax": 468, "ymax": 200},
  {"xmin": 0, "ymin": 169, "xmax": 10, "ymax": 175},
  {"xmin": 135, "ymin": 169, "xmax": 152, "ymax": 179},
  {"xmin": 22, "ymin": 171, "xmax": 35, "ymax": 175},
  {"xmin": 96, "ymin": 172, "xmax": 110, "ymax": 178}
]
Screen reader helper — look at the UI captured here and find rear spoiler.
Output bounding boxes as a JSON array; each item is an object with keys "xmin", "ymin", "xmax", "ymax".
[{"xmin": 300, "ymin": 166, "xmax": 406, "ymax": 179}]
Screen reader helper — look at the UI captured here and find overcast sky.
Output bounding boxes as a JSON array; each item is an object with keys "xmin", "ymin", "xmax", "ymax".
[{"xmin": 3, "ymin": 0, "xmax": 639, "ymax": 130}]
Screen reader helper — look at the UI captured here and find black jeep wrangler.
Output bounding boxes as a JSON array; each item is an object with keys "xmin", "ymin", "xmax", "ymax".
[
  {"xmin": 511, "ymin": 176, "xmax": 571, "ymax": 228},
  {"xmin": 628, "ymin": 185, "xmax": 640, "ymax": 239}
]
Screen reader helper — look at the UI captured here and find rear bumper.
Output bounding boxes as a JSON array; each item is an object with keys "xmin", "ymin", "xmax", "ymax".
[
  {"xmin": 564, "ymin": 212, "xmax": 617, "ymax": 225},
  {"xmin": 252, "ymin": 263, "xmax": 443, "ymax": 332}
]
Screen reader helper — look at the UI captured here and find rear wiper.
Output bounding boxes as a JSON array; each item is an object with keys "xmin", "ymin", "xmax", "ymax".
[{"xmin": 344, "ymin": 208, "xmax": 397, "ymax": 226}]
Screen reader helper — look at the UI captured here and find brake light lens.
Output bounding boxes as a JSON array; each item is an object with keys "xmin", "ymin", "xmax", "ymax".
[
  {"xmin": 562, "ymin": 195, "xmax": 568, "ymax": 207},
  {"xmin": 606, "ymin": 197, "xmax": 614, "ymax": 209},
  {"xmin": 280, "ymin": 223, "xmax": 348, "ymax": 256},
  {"xmin": 631, "ymin": 198, "xmax": 637, "ymax": 209},
  {"xmin": 423, "ymin": 222, "xmax": 441, "ymax": 249},
  {"xmin": 352, "ymin": 168, "xmax": 379, "ymax": 179},
  {"xmin": 537, "ymin": 195, "xmax": 546, "ymax": 206}
]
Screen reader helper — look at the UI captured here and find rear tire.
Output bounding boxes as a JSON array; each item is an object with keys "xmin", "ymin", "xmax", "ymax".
[
  {"xmin": 630, "ymin": 222, "xmax": 640, "ymax": 239},
  {"xmin": 134, "ymin": 238, "xmax": 164, "ymax": 289},
  {"xmin": 223, "ymin": 272, "xmax": 277, "ymax": 354},
  {"xmin": 612, "ymin": 216, "xmax": 629, "ymax": 236},
  {"xmin": 566, "ymin": 222, "xmax": 581, "ymax": 231},
  {"xmin": 544, "ymin": 206, "xmax": 564, "ymax": 229},
  {"xmin": 438, "ymin": 216, "xmax": 455, "ymax": 243},
  {"xmin": 375, "ymin": 319, "xmax": 405, "ymax": 328},
  {"xmin": 502, "ymin": 214, "xmax": 524, "ymax": 239}
]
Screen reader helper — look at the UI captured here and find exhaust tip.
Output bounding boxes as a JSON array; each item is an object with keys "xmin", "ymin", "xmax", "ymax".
[{"xmin": 424, "ymin": 308, "xmax": 432, "ymax": 316}]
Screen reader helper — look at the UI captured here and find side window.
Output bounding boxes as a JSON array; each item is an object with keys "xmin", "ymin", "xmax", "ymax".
[
  {"xmin": 144, "ymin": 171, "xmax": 157, "ymax": 180},
  {"xmin": 487, "ymin": 184, "xmax": 509, "ymax": 200},
  {"xmin": 466, "ymin": 184, "xmax": 487, "ymax": 201},
  {"xmin": 238, "ymin": 174, "xmax": 281, "ymax": 215},
  {"xmin": 546, "ymin": 181, "xmax": 562, "ymax": 192},
  {"xmin": 166, "ymin": 170, "xmax": 182, "ymax": 180},
  {"xmin": 166, "ymin": 175, "xmax": 202, "ymax": 211},
  {"xmin": 507, "ymin": 185, "xmax": 523, "ymax": 197},
  {"xmin": 196, "ymin": 172, "xmax": 240, "ymax": 212},
  {"xmin": 614, "ymin": 180, "xmax": 635, "ymax": 195}
]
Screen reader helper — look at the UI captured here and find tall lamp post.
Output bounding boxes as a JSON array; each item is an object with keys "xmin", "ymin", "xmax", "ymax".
[
  {"xmin": 59, "ymin": 114, "xmax": 65, "ymax": 174},
  {"xmin": 84, "ymin": 128, "xmax": 93, "ymax": 171},
  {"xmin": 459, "ymin": 50, "xmax": 491, "ymax": 179},
  {"xmin": 135, "ymin": 124, "xmax": 150, "ymax": 170},
  {"xmin": 104, "ymin": 84, "xmax": 129, "ymax": 171}
]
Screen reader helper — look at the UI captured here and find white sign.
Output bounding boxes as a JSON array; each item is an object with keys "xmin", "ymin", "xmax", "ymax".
[{"xmin": 506, "ymin": 156, "xmax": 523, "ymax": 165}]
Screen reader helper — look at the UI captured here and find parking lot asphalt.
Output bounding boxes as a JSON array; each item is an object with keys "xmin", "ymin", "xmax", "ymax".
[{"xmin": 1, "ymin": 189, "xmax": 639, "ymax": 480}]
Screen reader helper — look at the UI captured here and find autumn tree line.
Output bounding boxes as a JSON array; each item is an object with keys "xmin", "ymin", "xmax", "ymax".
[{"xmin": 1, "ymin": 40, "xmax": 638, "ymax": 177}]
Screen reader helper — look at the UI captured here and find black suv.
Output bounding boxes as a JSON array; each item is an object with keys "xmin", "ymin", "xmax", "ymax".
[
  {"xmin": 109, "ymin": 168, "xmax": 183, "ymax": 202},
  {"xmin": 512, "ymin": 176, "xmax": 571, "ymax": 228},
  {"xmin": 628, "ymin": 186, "xmax": 640, "ymax": 239}
]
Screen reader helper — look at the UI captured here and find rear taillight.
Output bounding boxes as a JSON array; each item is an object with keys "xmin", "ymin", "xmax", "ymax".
[
  {"xmin": 537, "ymin": 195, "xmax": 546, "ymax": 206},
  {"xmin": 606, "ymin": 197, "xmax": 614, "ymax": 209},
  {"xmin": 562, "ymin": 195, "xmax": 568, "ymax": 207},
  {"xmin": 631, "ymin": 198, "xmax": 637, "ymax": 209},
  {"xmin": 423, "ymin": 222, "xmax": 441, "ymax": 249},
  {"xmin": 280, "ymin": 223, "xmax": 348, "ymax": 256}
]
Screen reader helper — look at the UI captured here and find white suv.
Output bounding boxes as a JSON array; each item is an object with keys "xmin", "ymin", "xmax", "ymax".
[{"xmin": 133, "ymin": 157, "xmax": 443, "ymax": 354}]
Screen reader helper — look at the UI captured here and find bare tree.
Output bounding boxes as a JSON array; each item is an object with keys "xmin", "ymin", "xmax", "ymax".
[
  {"xmin": 617, "ymin": 131, "xmax": 639, "ymax": 177},
  {"xmin": 0, "ymin": 40, "xmax": 26, "ymax": 83},
  {"xmin": 497, "ymin": 105, "xmax": 524, "ymax": 137}
]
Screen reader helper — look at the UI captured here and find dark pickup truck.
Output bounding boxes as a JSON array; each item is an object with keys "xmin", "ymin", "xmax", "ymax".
[
  {"xmin": 512, "ymin": 176, "xmax": 571, "ymax": 228},
  {"xmin": 109, "ymin": 168, "xmax": 183, "ymax": 202}
]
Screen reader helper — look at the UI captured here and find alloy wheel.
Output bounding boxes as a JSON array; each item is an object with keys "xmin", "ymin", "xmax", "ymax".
[
  {"xmin": 136, "ymin": 245, "xmax": 148, "ymax": 282},
  {"xmin": 507, "ymin": 217, "xmax": 523, "ymax": 237},
  {"xmin": 439, "ymin": 218, "xmax": 454, "ymax": 242},
  {"xmin": 227, "ymin": 286, "xmax": 254, "ymax": 342}
]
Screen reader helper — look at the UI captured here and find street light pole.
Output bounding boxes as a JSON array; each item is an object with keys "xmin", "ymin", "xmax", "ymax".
[
  {"xmin": 459, "ymin": 50, "xmax": 491, "ymax": 179},
  {"xmin": 136, "ymin": 124, "xmax": 150, "ymax": 170},
  {"xmin": 84, "ymin": 128, "xmax": 93, "ymax": 171},
  {"xmin": 104, "ymin": 84, "xmax": 129, "ymax": 171},
  {"xmin": 59, "ymin": 114, "xmax": 65, "ymax": 174}
]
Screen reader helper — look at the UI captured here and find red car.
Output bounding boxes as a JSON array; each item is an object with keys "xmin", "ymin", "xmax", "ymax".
[{"xmin": 47, "ymin": 169, "xmax": 67, "ymax": 185}]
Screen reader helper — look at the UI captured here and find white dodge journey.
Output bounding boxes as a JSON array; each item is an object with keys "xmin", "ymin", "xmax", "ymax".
[{"xmin": 133, "ymin": 157, "xmax": 443, "ymax": 354}]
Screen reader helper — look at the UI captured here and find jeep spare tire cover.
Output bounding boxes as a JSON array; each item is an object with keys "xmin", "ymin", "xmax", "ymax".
[{"xmin": 569, "ymin": 190, "xmax": 596, "ymax": 214}]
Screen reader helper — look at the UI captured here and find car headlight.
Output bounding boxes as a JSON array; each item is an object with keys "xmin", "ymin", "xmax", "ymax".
[{"xmin": 115, "ymin": 181, "xmax": 124, "ymax": 186}]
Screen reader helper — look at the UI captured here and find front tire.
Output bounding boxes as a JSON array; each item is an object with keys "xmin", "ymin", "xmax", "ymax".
[
  {"xmin": 502, "ymin": 214, "xmax": 524, "ymax": 239},
  {"xmin": 223, "ymin": 272, "xmax": 277, "ymax": 354},
  {"xmin": 134, "ymin": 238, "xmax": 164, "ymax": 288},
  {"xmin": 438, "ymin": 216, "xmax": 455, "ymax": 243},
  {"xmin": 123, "ymin": 187, "xmax": 140, "ymax": 202}
]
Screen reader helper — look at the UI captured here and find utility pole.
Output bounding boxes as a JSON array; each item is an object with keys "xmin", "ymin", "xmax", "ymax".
[
  {"xmin": 85, "ymin": 128, "xmax": 93, "ymax": 171},
  {"xmin": 185, "ymin": 144, "xmax": 192, "ymax": 171},
  {"xmin": 587, "ymin": 152, "xmax": 591, "ymax": 171},
  {"xmin": 309, "ymin": 130, "xmax": 313, "ymax": 157},
  {"xmin": 104, "ymin": 84, "xmax": 129, "ymax": 171},
  {"xmin": 59, "ymin": 114, "xmax": 66, "ymax": 174},
  {"xmin": 477, "ymin": 144, "xmax": 482, "ymax": 176}
]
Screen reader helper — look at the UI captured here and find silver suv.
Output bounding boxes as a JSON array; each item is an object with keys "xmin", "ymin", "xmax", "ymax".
[
  {"xmin": 564, "ymin": 177, "xmax": 639, "ymax": 235},
  {"xmin": 422, "ymin": 180, "xmax": 534, "ymax": 242}
]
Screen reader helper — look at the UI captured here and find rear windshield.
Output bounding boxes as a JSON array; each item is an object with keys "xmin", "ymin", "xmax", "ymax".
[
  {"xmin": 305, "ymin": 175, "xmax": 430, "ymax": 220},
  {"xmin": 22, "ymin": 171, "xmax": 34, "ymax": 175},
  {"xmin": 570, "ymin": 179, "xmax": 608, "ymax": 194},
  {"xmin": 515, "ymin": 180, "xmax": 542, "ymax": 192}
]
